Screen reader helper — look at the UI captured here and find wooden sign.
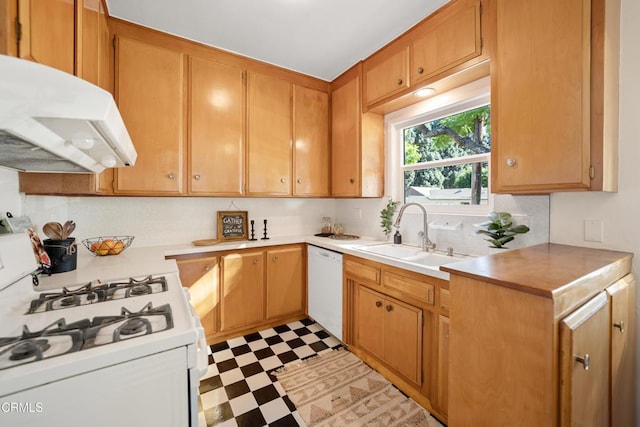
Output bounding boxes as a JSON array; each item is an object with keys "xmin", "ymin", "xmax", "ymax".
[{"xmin": 217, "ymin": 211, "xmax": 248, "ymax": 241}]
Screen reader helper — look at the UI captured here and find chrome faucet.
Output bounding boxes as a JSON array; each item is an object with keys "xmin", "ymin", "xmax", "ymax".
[{"xmin": 393, "ymin": 203, "xmax": 435, "ymax": 252}]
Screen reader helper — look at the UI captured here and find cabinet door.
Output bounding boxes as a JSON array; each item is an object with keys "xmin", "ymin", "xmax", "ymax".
[
  {"xmin": 115, "ymin": 37, "xmax": 185, "ymax": 194},
  {"xmin": 363, "ymin": 46, "xmax": 409, "ymax": 106},
  {"xmin": 410, "ymin": 0, "xmax": 481, "ymax": 85},
  {"xmin": 189, "ymin": 57, "xmax": 244, "ymax": 195},
  {"xmin": 356, "ymin": 285, "xmax": 385, "ymax": 360},
  {"xmin": 176, "ymin": 256, "xmax": 219, "ymax": 338},
  {"xmin": 492, "ymin": 0, "xmax": 591, "ymax": 192},
  {"xmin": 384, "ymin": 295, "xmax": 422, "ymax": 385},
  {"xmin": 266, "ymin": 245, "xmax": 305, "ymax": 319},
  {"xmin": 437, "ymin": 315, "xmax": 450, "ymax": 414},
  {"xmin": 559, "ymin": 292, "xmax": 610, "ymax": 427},
  {"xmin": 293, "ymin": 85, "xmax": 330, "ymax": 196},
  {"xmin": 80, "ymin": 0, "xmax": 110, "ymax": 92},
  {"xmin": 607, "ymin": 275, "xmax": 636, "ymax": 427},
  {"xmin": 220, "ymin": 251, "xmax": 264, "ymax": 331},
  {"xmin": 247, "ymin": 72, "xmax": 292, "ymax": 195},
  {"xmin": 331, "ymin": 76, "xmax": 360, "ymax": 197},
  {"xmin": 18, "ymin": 0, "xmax": 75, "ymax": 74}
]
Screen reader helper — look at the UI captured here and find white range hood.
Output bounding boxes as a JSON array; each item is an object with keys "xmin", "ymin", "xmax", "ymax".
[{"xmin": 0, "ymin": 54, "xmax": 136, "ymax": 173}]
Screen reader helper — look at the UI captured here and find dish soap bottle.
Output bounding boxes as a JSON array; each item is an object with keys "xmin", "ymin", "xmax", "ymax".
[{"xmin": 394, "ymin": 230, "xmax": 402, "ymax": 244}]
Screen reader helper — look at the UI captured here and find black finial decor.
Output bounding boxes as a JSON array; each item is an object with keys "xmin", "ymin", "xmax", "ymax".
[
  {"xmin": 249, "ymin": 220, "xmax": 258, "ymax": 241},
  {"xmin": 261, "ymin": 219, "xmax": 270, "ymax": 240}
]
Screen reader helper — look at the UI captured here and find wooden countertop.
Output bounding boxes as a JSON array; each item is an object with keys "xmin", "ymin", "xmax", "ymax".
[{"xmin": 441, "ymin": 243, "xmax": 633, "ymax": 299}]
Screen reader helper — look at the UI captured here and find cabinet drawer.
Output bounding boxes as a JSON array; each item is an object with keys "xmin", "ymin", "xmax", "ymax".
[
  {"xmin": 345, "ymin": 260, "xmax": 380, "ymax": 284},
  {"xmin": 383, "ymin": 271, "xmax": 434, "ymax": 305},
  {"xmin": 440, "ymin": 288, "xmax": 450, "ymax": 312}
]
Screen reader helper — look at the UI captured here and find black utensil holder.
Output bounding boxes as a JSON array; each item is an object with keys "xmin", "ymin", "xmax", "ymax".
[{"xmin": 43, "ymin": 238, "xmax": 77, "ymax": 274}]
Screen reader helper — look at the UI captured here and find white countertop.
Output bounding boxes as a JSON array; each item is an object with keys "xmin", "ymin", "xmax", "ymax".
[
  {"xmin": 161, "ymin": 234, "xmax": 464, "ymax": 280},
  {"xmin": 37, "ymin": 234, "xmax": 466, "ymax": 289}
]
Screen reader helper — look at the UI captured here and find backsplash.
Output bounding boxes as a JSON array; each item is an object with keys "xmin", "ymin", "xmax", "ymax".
[
  {"xmin": 334, "ymin": 194, "xmax": 550, "ymax": 256},
  {"xmin": 1, "ymin": 167, "xmax": 548, "ymax": 254},
  {"xmin": 22, "ymin": 196, "xmax": 337, "ymax": 247}
]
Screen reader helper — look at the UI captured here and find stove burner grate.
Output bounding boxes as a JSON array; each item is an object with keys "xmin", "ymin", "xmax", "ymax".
[
  {"xmin": 27, "ymin": 275, "xmax": 168, "ymax": 314},
  {"xmin": 9, "ymin": 339, "xmax": 51, "ymax": 361}
]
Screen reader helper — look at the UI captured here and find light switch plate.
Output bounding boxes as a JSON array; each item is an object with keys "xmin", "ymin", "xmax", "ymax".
[{"xmin": 584, "ymin": 219, "xmax": 603, "ymax": 242}]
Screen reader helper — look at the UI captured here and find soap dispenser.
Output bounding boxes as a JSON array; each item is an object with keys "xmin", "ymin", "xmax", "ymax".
[{"xmin": 393, "ymin": 229, "xmax": 402, "ymax": 244}]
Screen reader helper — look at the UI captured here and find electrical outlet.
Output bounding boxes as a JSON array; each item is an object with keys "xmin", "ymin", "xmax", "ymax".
[{"xmin": 584, "ymin": 219, "xmax": 603, "ymax": 242}]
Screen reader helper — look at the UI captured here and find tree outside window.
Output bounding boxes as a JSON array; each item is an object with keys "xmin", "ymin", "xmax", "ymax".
[{"xmin": 402, "ymin": 105, "xmax": 490, "ymax": 206}]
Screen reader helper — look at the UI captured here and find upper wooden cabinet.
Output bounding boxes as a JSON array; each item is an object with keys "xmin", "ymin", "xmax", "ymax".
[
  {"xmin": 363, "ymin": 46, "xmax": 409, "ymax": 107},
  {"xmin": 14, "ymin": 0, "xmax": 114, "ymax": 196},
  {"xmin": 362, "ymin": 0, "xmax": 485, "ymax": 110},
  {"xmin": 79, "ymin": 0, "xmax": 112, "ymax": 92},
  {"xmin": 490, "ymin": 0, "xmax": 620, "ymax": 193},
  {"xmin": 331, "ymin": 65, "xmax": 384, "ymax": 197},
  {"xmin": 114, "ymin": 36, "xmax": 186, "ymax": 195},
  {"xmin": 17, "ymin": 0, "xmax": 75, "ymax": 74},
  {"xmin": 246, "ymin": 72, "xmax": 292, "ymax": 195},
  {"xmin": 189, "ymin": 56, "xmax": 245, "ymax": 196},
  {"xmin": 293, "ymin": 85, "xmax": 330, "ymax": 197},
  {"xmin": 410, "ymin": 0, "xmax": 482, "ymax": 85}
]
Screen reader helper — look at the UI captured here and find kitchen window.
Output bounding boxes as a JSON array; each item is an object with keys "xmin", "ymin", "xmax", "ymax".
[{"xmin": 386, "ymin": 77, "xmax": 491, "ymax": 212}]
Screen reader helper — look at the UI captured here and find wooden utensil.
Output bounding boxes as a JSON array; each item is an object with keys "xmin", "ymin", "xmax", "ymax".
[
  {"xmin": 192, "ymin": 239, "xmax": 220, "ymax": 246},
  {"xmin": 43, "ymin": 222, "xmax": 63, "ymax": 240},
  {"xmin": 62, "ymin": 220, "xmax": 76, "ymax": 239}
]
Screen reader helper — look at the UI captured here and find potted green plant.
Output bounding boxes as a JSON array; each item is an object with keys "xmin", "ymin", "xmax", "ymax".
[
  {"xmin": 379, "ymin": 198, "xmax": 399, "ymax": 238},
  {"xmin": 475, "ymin": 211, "xmax": 530, "ymax": 249}
]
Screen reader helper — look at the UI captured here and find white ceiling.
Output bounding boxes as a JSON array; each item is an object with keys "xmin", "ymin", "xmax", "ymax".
[{"xmin": 105, "ymin": 0, "xmax": 450, "ymax": 81}]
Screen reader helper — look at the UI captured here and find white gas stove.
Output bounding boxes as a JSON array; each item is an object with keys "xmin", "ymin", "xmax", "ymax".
[{"xmin": 0, "ymin": 233, "xmax": 207, "ymax": 427}]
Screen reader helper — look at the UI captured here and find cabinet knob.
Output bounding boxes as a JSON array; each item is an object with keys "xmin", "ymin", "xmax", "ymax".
[
  {"xmin": 613, "ymin": 320, "xmax": 625, "ymax": 333},
  {"xmin": 168, "ymin": 172, "xmax": 176, "ymax": 180},
  {"xmin": 272, "ymin": 256, "xmax": 278, "ymax": 262},
  {"xmin": 417, "ymin": 67, "xmax": 424, "ymax": 74},
  {"xmin": 253, "ymin": 258, "xmax": 259, "ymax": 264},
  {"xmin": 280, "ymin": 178, "xmax": 286, "ymax": 184},
  {"xmin": 397, "ymin": 78, "xmax": 403, "ymax": 85},
  {"xmin": 575, "ymin": 353, "xmax": 590, "ymax": 371},
  {"xmin": 375, "ymin": 301, "xmax": 382, "ymax": 308},
  {"xmin": 296, "ymin": 179, "xmax": 302, "ymax": 184},
  {"xmin": 204, "ymin": 264, "xmax": 211, "ymax": 271},
  {"xmin": 385, "ymin": 305, "xmax": 393, "ymax": 312},
  {"xmin": 194, "ymin": 174, "xmax": 201, "ymax": 180},
  {"xmin": 506, "ymin": 158, "xmax": 517, "ymax": 167},
  {"xmin": 349, "ymin": 178, "xmax": 355, "ymax": 184}
]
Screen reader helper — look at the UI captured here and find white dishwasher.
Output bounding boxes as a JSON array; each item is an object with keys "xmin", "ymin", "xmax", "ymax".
[{"xmin": 307, "ymin": 245, "xmax": 343, "ymax": 340}]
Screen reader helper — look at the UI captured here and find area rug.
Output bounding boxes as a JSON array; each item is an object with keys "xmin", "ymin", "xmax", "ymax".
[{"xmin": 272, "ymin": 349, "xmax": 443, "ymax": 426}]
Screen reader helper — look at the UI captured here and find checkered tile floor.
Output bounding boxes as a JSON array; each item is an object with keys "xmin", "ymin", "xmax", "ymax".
[{"xmin": 197, "ymin": 318, "xmax": 342, "ymax": 426}]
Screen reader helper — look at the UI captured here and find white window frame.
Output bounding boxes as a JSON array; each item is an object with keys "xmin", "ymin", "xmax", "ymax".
[{"xmin": 385, "ymin": 76, "xmax": 492, "ymax": 214}]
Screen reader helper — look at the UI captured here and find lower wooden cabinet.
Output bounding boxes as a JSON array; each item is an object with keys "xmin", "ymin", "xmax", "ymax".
[
  {"xmin": 266, "ymin": 246, "xmax": 305, "ymax": 319},
  {"xmin": 356, "ymin": 285, "xmax": 422, "ymax": 385},
  {"xmin": 174, "ymin": 256, "xmax": 219, "ymax": 340},
  {"xmin": 344, "ymin": 254, "xmax": 449, "ymax": 424},
  {"xmin": 443, "ymin": 244, "xmax": 635, "ymax": 427},
  {"xmin": 220, "ymin": 250, "xmax": 265, "ymax": 332},
  {"xmin": 169, "ymin": 243, "xmax": 306, "ymax": 344},
  {"xmin": 436, "ymin": 314, "xmax": 450, "ymax": 414},
  {"xmin": 559, "ymin": 292, "xmax": 611, "ymax": 427}
]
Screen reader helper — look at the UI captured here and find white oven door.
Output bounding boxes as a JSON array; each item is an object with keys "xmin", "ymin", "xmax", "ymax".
[{"xmin": 1, "ymin": 347, "xmax": 191, "ymax": 427}]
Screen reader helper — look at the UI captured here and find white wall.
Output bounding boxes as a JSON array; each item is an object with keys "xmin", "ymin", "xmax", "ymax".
[
  {"xmin": 550, "ymin": 0, "xmax": 640, "ymax": 415},
  {"xmin": 0, "ymin": 168, "xmax": 22, "ymax": 217}
]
